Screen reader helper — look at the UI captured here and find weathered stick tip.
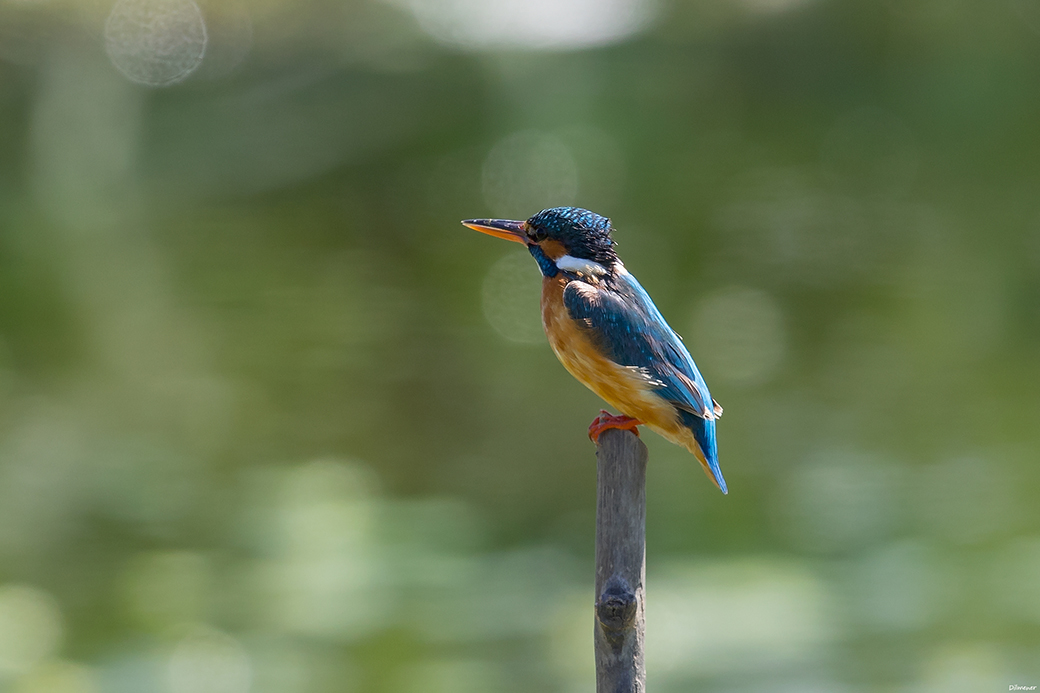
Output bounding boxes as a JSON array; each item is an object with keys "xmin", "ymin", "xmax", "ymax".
[{"xmin": 593, "ymin": 427, "xmax": 645, "ymax": 450}]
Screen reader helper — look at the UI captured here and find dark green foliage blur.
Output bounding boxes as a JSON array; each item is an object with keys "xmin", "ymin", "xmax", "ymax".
[{"xmin": 0, "ymin": 0, "xmax": 1038, "ymax": 691}]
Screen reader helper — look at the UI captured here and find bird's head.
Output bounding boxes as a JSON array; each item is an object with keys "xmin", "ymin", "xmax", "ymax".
[{"xmin": 463, "ymin": 207, "xmax": 618, "ymax": 278}]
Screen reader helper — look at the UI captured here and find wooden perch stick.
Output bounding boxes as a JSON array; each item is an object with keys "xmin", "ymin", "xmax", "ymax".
[{"xmin": 593, "ymin": 428, "xmax": 648, "ymax": 693}]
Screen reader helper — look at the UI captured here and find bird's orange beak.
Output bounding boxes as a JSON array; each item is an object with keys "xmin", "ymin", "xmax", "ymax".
[{"xmin": 462, "ymin": 219, "xmax": 530, "ymax": 245}]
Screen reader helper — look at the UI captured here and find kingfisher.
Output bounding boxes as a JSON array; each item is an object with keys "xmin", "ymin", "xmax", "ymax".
[{"xmin": 463, "ymin": 207, "xmax": 726, "ymax": 493}]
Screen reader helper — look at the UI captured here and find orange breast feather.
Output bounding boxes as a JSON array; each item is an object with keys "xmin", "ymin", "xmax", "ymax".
[
  {"xmin": 539, "ymin": 276, "xmax": 711, "ymax": 468},
  {"xmin": 540, "ymin": 277, "xmax": 676, "ymax": 429}
]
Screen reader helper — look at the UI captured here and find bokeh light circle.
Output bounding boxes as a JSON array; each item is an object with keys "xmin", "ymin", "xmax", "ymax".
[
  {"xmin": 0, "ymin": 584, "xmax": 63, "ymax": 675},
  {"xmin": 105, "ymin": 0, "xmax": 208, "ymax": 86},
  {"xmin": 482, "ymin": 251, "xmax": 544, "ymax": 345},
  {"xmin": 167, "ymin": 625, "xmax": 251, "ymax": 693},
  {"xmin": 482, "ymin": 131, "xmax": 578, "ymax": 219}
]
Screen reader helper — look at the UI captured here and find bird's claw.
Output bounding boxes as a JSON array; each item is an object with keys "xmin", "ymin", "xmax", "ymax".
[{"xmin": 588, "ymin": 411, "xmax": 643, "ymax": 443}]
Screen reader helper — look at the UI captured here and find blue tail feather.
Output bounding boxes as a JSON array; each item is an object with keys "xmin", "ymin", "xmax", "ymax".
[{"xmin": 679, "ymin": 410, "xmax": 727, "ymax": 494}]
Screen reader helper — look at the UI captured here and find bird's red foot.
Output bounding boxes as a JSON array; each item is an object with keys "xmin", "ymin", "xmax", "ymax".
[{"xmin": 588, "ymin": 410, "xmax": 643, "ymax": 443}]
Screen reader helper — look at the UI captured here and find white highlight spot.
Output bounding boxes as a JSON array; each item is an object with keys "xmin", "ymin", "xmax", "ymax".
[
  {"xmin": 168, "ymin": 625, "xmax": 251, "ymax": 693},
  {"xmin": 394, "ymin": 0, "xmax": 657, "ymax": 51},
  {"xmin": 0, "ymin": 585, "xmax": 63, "ymax": 675},
  {"xmin": 482, "ymin": 251, "xmax": 544, "ymax": 345},
  {"xmin": 482, "ymin": 131, "xmax": 578, "ymax": 219},
  {"xmin": 105, "ymin": 0, "xmax": 208, "ymax": 87}
]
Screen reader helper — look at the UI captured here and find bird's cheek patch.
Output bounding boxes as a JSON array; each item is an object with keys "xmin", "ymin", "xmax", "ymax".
[{"xmin": 539, "ymin": 240, "xmax": 567, "ymax": 260}]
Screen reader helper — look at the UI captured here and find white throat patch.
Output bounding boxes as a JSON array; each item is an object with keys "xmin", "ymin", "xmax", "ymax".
[{"xmin": 557, "ymin": 255, "xmax": 609, "ymax": 277}]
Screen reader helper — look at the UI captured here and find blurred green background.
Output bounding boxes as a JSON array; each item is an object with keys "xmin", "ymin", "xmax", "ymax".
[{"xmin": 1, "ymin": 0, "xmax": 1039, "ymax": 691}]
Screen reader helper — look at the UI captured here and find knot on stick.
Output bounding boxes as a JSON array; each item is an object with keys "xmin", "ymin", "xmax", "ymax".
[{"xmin": 596, "ymin": 574, "xmax": 637, "ymax": 633}]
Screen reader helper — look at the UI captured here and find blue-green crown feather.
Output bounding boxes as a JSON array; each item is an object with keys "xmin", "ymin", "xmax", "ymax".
[{"xmin": 526, "ymin": 207, "xmax": 617, "ymax": 265}]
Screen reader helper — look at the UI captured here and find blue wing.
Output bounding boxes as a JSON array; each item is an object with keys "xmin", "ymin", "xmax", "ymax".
[
  {"xmin": 563, "ymin": 267, "xmax": 725, "ymax": 490},
  {"xmin": 563, "ymin": 267, "xmax": 717, "ymax": 418}
]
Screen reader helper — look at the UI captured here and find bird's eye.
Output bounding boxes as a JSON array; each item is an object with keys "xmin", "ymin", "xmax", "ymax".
[{"xmin": 529, "ymin": 228, "xmax": 547, "ymax": 242}]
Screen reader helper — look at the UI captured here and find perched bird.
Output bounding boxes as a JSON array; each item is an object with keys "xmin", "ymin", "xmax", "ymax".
[{"xmin": 464, "ymin": 207, "xmax": 726, "ymax": 493}]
